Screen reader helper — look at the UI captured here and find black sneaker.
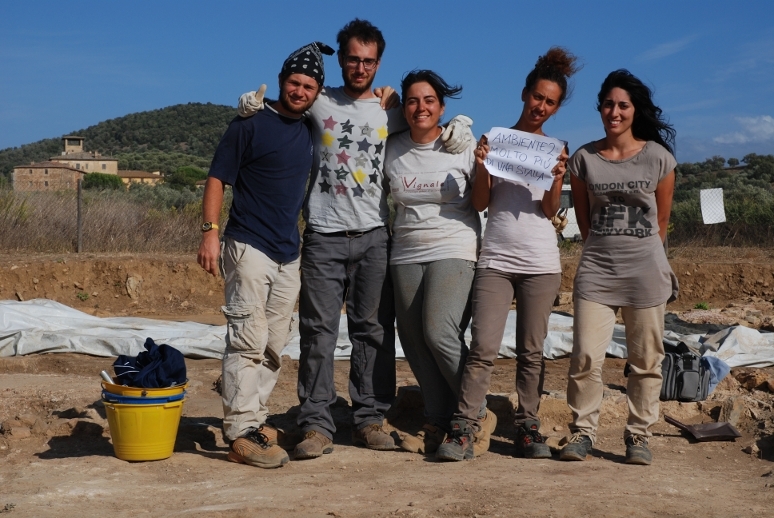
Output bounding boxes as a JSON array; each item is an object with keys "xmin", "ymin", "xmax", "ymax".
[
  {"xmin": 436, "ymin": 420, "xmax": 474, "ymax": 462},
  {"xmin": 559, "ymin": 433, "xmax": 593, "ymax": 461},
  {"xmin": 515, "ymin": 419, "xmax": 551, "ymax": 459},
  {"xmin": 625, "ymin": 435, "xmax": 652, "ymax": 465}
]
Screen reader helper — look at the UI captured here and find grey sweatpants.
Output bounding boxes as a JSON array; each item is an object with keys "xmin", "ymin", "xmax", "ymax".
[{"xmin": 391, "ymin": 259, "xmax": 479, "ymax": 430}]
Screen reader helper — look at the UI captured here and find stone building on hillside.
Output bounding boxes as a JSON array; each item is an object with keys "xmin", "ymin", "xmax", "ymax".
[
  {"xmin": 51, "ymin": 136, "xmax": 118, "ymax": 174},
  {"xmin": 12, "ymin": 161, "xmax": 85, "ymax": 192},
  {"xmin": 118, "ymin": 170, "xmax": 162, "ymax": 186}
]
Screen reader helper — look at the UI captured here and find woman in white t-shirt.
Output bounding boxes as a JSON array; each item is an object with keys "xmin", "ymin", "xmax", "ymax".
[
  {"xmin": 560, "ymin": 70, "xmax": 677, "ymax": 466},
  {"xmin": 383, "ymin": 70, "xmax": 485, "ymax": 456},
  {"xmin": 436, "ymin": 48, "xmax": 579, "ymax": 462}
]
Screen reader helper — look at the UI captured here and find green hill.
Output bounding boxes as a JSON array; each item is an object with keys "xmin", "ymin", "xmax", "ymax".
[{"xmin": 0, "ymin": 102, "xmax": 236, "ymax": 178}]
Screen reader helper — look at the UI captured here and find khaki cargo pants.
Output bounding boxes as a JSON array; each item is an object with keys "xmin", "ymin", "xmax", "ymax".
[{"xmin": 220, "ymin": 238, "xmax": 300, "ymax": 441}]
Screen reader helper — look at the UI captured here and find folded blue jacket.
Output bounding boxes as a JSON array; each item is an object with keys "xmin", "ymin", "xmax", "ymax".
[{"xmin": 113, "ymin": 338, "xmax": 187, "ymax": 388}]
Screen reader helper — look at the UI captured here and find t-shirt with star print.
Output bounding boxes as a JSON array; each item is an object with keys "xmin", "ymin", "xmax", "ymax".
[{"xmin": 303, "ymin": 87, "xmax": 408, "ymax": 233}]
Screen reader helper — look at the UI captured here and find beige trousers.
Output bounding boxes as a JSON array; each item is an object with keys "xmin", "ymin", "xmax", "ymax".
[
  {"xmin": 220, "ymin": 238, "xmax": 301, "ymax": 441},
  {"xmin": 567, "ymin": 297, "xmax": 666, "ymax": 443}
]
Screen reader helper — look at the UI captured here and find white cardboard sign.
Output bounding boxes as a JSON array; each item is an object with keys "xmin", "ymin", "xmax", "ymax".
[{"xmin": 484, "ymin": 127, "xmax": 563, "ymax": 191}]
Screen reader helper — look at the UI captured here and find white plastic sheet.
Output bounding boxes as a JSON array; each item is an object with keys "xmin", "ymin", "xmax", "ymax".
[{"xmin": 1, "ymin": 299, "xmax": 772, "ymax": 368}]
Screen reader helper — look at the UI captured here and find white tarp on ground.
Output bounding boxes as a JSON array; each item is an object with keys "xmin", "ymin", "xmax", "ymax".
[{"xmin": 1, "ymin": 299, "xmax": 772, "ymax": 368}]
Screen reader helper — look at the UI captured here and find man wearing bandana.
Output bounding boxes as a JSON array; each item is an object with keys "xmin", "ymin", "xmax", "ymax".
[
  {"xmin": 197, "ymin": 41, "xmax": 333, "ymax": 469},
  {"xmin": 238, "ymin": 19, "xmax": 474, "ymax": 460}
]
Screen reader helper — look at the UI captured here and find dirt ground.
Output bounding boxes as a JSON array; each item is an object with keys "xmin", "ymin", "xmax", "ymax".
[{"xmin": 1, "ymin": 248, "xmax": 774, "ymax": 517}]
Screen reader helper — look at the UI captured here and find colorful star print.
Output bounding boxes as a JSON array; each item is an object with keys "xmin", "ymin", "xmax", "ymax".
[
  {"xmin": 354, "ymin": 155, "xmax": 369, "ymax": 167},
  {"xmin": 335, "ymin": 150, "xmax": 351, "ymax": 164},
  {"xmin": 319, "ymin": 163, "xmax": 331, "ymax": 177},
  {"xmin": 322, "ymin": 116, "xmax": 337, "ymax": 130},
  {"xmin": 335, "ymin": 167, "xmax": 349, "ymax": 180},
  {"xmin": 335, "ymin": 183, "xmax": 348, "ymax": 195},
  {"xmin": 377, "ymin": 126, "xmax": 388, "ymax": 140},
  {"xmin": 341, "ymin": 119, "xmax": 354, "ymax": 134},
  {"xmin": 356, "ymin": 138, "xmax": 371, "ymax": 152},
  {"xmin": 321, "ymin": 132, "xmax": 335, "ymax": 147},
  {"xmin": 359, "ymin": 123, "xmax": 373, "ymax": 136},
  {"xmin": 374, "ymin": 142, "xmax": 384, "ymax": 154},
  {"xmin": 369, "ymin": 172, "xmax": 379, "ymax": 184},
  {"xmin": 366, "ymin": 187, "xmax": 377, "ymax": 197},
  {"xmin": 352, "ymin": 184, "xmax": 364, "ymax": 197},
  {"xmin": 320, "ymin": 149, "xmax": 331, "ymax": 162},
  {"xmin": 352, "ymin": 170, "xmax": 367, "ymax": 184},
  {"xmin": 318, "ymin": 178, "xmax": 331, "ymax": 193},
  {"xmin": 371, "ymin": 156, "xmax": 381, "ymax": 169},
  {"xmin": 337, "ymin": 135, "xmax": 353, "ymax": 148}
]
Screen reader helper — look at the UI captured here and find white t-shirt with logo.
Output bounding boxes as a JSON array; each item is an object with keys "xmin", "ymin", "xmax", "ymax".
[{"xmin": 384, "ymin": 131, "xmax": 480, "ymax": 264}]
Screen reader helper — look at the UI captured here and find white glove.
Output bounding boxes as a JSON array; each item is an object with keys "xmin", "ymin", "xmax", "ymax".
[
  {"xmin": 441, "ymin": 115, "xmax": 475, "ymax": 154},
  {"xmin": 237, "ymin": 84, "xmax": 267, "ymax": 117}
]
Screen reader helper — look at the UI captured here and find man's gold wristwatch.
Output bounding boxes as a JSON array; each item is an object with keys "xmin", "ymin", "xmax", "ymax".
[{"xmin": 201, "ymin": 222, "xmax": 219, "ymax": 232}]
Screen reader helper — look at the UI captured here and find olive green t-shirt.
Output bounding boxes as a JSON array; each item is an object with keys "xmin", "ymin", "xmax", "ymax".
[{"xmin": 569, "ymin": 141, "xmax": 678, "ymax": 307}]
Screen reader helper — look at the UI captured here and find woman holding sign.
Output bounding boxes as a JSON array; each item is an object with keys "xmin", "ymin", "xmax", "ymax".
[
  {"xmin": 383, "ymin": 70, "xmax": 488, "ymax": 456},
  {"xmin": 436, "ymin": 48, "xmax": 578, "ymax": 462},
  {"xmin": 560, "ymin": 70, "xmax": 677, "ymax": 465}
]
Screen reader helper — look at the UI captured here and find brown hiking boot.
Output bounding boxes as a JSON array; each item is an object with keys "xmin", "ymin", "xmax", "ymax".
[
  {"xmin": 473, "ymin": 408, "xmax": 497, "ymax": 456},
  {"xmin": 399, "ymin": 423, "xmax": 446, "ymax": 453},
  {"xmin": 258, "ymin": 424, "xmax": 296, "ymax": 451},
  {"xmin": 352, "ymin": 423, "xmax": 395, "ymax": 451},
  {"xmin": 293, "ymin": 430, "xmax": 334, "ymax": 459},
  {"xmin": 227, "ymin": 427, "xmax": 289, "ymax": 469}
]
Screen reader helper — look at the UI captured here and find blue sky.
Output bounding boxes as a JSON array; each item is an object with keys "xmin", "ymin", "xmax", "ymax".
[{"xmin": 1, "ymin": 0, "xmax": 773, "ymax": 163}]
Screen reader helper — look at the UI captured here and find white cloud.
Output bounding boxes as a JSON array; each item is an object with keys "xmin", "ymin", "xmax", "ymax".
[
  {"xmin": 637, "ymin": 35, "xmax": 699, "ymax": 61},
  {"xmin": 714, "ymin": 115, "xmax": 774, "ymax": 144}
]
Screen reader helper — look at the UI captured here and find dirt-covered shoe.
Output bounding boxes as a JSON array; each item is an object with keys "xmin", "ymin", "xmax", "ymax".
[
  {"xmin": 514, "ymin": 419, "xmax": 551, "ymax": 459},
  {"xmin": 625, "ymin": 435, "xmax": 652, "ymax": 465},
  {"xmin": 227, "ymin": 427, "xmax": 289, "ymax": 469},
  {"xmin": 436, "ymin": 420, "xmax": 475, "ymax": 461},
  {"xmin": 352, "ymin": 423, "xmax": 395, "ymax": 451},
  {"xmin": 559, "ymin": 433, "xmax": 593, "ymax": 461},
  {"xmin": 473, "ymin": 408, "xmax": 498, "ymax": 456},
  {"xmin": 293, "ymin": 430, "xmax": 334, "ymax": 460},
  {"xmin": 399, "ymin": 423, "xmax": 446, "ymax": 453}
]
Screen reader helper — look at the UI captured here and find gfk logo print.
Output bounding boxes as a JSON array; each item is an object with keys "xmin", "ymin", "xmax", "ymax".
[{"xmin": 590, "ymin": 204, "xmax": 653, "ymax": 238}]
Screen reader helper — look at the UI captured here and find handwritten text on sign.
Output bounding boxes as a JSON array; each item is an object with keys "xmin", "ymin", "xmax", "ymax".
[{"xmin": 484, "ymin": 127, "xmax": 563, "ymax": 191}]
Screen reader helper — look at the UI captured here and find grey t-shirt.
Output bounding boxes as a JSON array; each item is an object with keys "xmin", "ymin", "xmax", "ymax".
[
  {"xmin": 384, "ymin": 131, "xmax": 480, "ymax": 264},
  {"xmin": 569, "ymin": 141, "xmax": 678, "ymax": 307},
  {"xmin": 304, "ymin": 87, "xmax": 408, "ymax": 233}
]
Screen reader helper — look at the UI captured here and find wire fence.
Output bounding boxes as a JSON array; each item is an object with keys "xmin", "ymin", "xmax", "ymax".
[
  {"xmin": 0, "ymin": 185, "xmax": 206, "ymax": 253},
  {"xmin": 1, "ymin": 184, "xmax": 772, "ymax": 253}
]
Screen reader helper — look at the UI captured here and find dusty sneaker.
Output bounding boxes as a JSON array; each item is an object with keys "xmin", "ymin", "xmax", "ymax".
[
  {"xmin": 559, "ymin": 432, "xmax": 593, "ymax": 461},
  {"xmin": 436, "ymin": 420, "xmax": 474, "ymax": 462},
  {"xmin": 227, "ymin": 427, "xmax": 289, "ymax": 469},
  {"xmin": 473, "ymin": 408, "xmax": 498, "ymax": 456},
  {"xmin": 352, "ymin": 423, "xmax": 395, "ymax": 451},
  {"xmin": 399, "ymin": 423, "xmax": 446, "ymax": 453},
  {"xmin": 514, "ymin": 419, "xmax": 551, "ymax": 459},
  {"xmin": 293, "ymin": 430, "xmax": 334, "ymax": 460},
  {"xmin": 625, "ymin": 435, "xmax": 652, "ymax": 465}
]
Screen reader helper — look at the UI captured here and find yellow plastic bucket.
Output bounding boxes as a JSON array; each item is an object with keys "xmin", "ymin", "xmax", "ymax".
[
  {"xmin": 101, "ymin": 381, "xmax": 187, "ymax": 398},
  {"xmin": 104, "ymin": 398, "xmax": 185, "ymax": 461}
]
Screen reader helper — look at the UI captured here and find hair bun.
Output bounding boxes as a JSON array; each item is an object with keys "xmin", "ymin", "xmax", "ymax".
[{"xmin": 536, "ymin": 47, "xmax": 580, "ymax": 78}]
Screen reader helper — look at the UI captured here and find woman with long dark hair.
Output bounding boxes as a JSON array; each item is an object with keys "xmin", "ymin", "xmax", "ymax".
[
  {"xmin": 560, "ymin": 69, "xmax": 678, "ymax": 465},
  {"xmin": 436, "ymin": 48, "xmax": 579, "ymax": 461}
]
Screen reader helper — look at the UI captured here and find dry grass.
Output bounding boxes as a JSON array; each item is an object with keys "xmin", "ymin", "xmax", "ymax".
[{"xmin": 0, "ymin": 190, "xmax": 203, "ymax": 253}]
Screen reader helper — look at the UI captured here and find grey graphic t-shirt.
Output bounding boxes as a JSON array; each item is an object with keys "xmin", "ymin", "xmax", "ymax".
[
  {"xmin": 304, "ymin": 87, "xmax": 408, "ymax": 233},
  {"xmin": 569, "ymin": 141, "xmax": 678, "ymax": 307}
]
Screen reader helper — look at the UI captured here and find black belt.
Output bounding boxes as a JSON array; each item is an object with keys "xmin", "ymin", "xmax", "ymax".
[{"xmin": 309, "ymin": 226, "xmax": 384, "ymax": 238}]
